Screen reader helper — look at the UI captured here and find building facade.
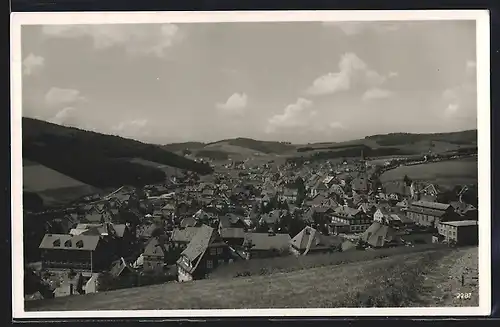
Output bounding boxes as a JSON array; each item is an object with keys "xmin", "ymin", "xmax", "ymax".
[{"xmin": 437, "ymin": 220, "xmax": 478, "ymax": 245}]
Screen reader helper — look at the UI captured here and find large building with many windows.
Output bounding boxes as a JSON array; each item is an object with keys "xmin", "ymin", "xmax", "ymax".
[
  {"xmin": 331, "ymin": 206, "xmax": 371, "ymax": 233},
  {"xmin": 405, "ymin": 200, "xmax": 457, "ymax": 228}
]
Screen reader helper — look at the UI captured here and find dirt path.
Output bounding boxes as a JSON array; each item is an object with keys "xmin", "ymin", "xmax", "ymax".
[{"xmin": 418, "ymin": 246, "xmax": 479, "ymax": 307}]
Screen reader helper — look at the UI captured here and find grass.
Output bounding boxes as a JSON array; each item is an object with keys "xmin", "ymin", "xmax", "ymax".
[
  {"xmin": 23, "ymin": 162, "xmax": 90, "ymax": 192},
  {"xmin": 26, "ymin": 247, "xmax": 458, "ymax": 311},
  {"xmin": 380, "ymin": 158, "xmax": 478, "ymax": 186},
  {"xmin": 209, "ymin": 244, "xmax": 446, "ymax": 279},
  {"xmin": 23, "ymin": 162, "xmax": 99, "ymax": 206}
]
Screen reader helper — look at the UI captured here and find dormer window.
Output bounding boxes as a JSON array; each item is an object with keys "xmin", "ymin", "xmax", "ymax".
[
  {"xmin": 76, "ymin": 240, "xmax": 84, "ymax": 248},
  {"xmin": 64, "ymin": 240, "xmax": 72, "ymax": 247},
  {"xmin": 53, "ymin": 239, "xmax": 61, "ymax": 247}
]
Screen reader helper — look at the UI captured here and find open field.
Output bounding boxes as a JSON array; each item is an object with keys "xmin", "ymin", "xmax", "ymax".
[
  {"xmin": 23, "ymin": 161, "xmax": 99, "ymax": 206},
  {"xmin": 26, "ymin": 246, "xmax": 479, "ymax": 311},
  {"xmin": 380, "ymin": 158, "xmax": 478, "ymax": 186}
]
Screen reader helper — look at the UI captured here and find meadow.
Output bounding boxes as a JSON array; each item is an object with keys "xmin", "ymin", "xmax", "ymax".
[
  {"xmin": 380, "ymin": 158, "xmax": 478, "ymax": 186},
  {"xmin": 24, "ymin": 246, "xmax": 481, "ymax": 311}
]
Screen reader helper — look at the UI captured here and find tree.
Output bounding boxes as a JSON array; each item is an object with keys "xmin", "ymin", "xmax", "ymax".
[
  {"xmin": 295, "ymin": 177, "xmax": 306, "ymax": 206},
  {"xmin": 403, "ymin": 174, "xmax": 412, "ymax": 186},
  {"xmin": 151, "ymin": 226, "xmax": 164, "ymax": 238}
]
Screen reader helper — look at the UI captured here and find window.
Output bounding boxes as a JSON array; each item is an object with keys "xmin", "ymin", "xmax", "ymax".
[
  {"xmin": 218, "ymin": 259, "xmax": 225, "ymax": 265},
  {"xmin": 76, "ymin": 240, "xmax": 84, "ymax": 248},
  {"xmin": 64, "ymin": 240, "xmax": 72, "ymax": 247},
  {"xmin": 210, "ymin": 248, "xmax": 216, "ymax": 256},
  {"xmin": 53, "ymin": 239, "xmax": 61, "ymax": 247},
  {"xmin": 216, "ymin": 248, "xmax": 223, "ymax": 255},
  {"xmin": 206, "ymin": 260, "xmax": 213, "ymax": 269}
]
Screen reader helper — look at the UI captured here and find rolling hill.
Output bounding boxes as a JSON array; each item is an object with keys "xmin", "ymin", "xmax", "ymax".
[
  {"xmin": 22, "ymin": 118, "xmax": 213, "ymax": 190},
  {"xmin": 162, "ymin": 130, "xmax": 477, "ymax": 162},
  {"xmin": 23, "ymin": 159, "xmax": 100, "ymax": 207}
]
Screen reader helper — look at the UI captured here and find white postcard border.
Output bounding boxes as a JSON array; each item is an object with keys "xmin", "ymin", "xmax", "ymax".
[{"xmin": 10, "ymin": 9, "xmax": 491, "ymax": 318}]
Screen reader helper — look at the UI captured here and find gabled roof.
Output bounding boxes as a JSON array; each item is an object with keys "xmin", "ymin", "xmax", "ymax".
[
  {"xmin": 193, "ymin": 209, "xmax": 213, "ymax": 220},
  {"xmin": 410, "ymin": 200, "xmax": 451, "ymax": 211},
  {"xmin": 219, "ymin": 213, "xmax": 245, "ymax": 228},
  {"xmin": 110, "ymin": 257, "xmax": 135, "ymax": 277},
  {"xmin": 333, "ymin": 206, "xmax": 361, "ymax": 218},
  {"xmin": 180, "ymin": 217, "xmax": 199, "ymax": 228},
  {"xmin": 314, "ymin": 206, "xmax": 335, "ymax": 214},
  {"xmin": 260, "ymin": 210, "xmax": 285, "ymax": 224},
  {"xmin": 177, "ymin": 225, "xmax": 225, "ymax": 273},
  {"xmin": 358, "ymin": 203, "xmax": 376, "ymax": 213},
  {"xmin": 39, "ymin": 234, "xmax": 100, "ymax": 251},
  {"xmin": 361, "ymin": 222, "xmax": 399, "ymax": 247},
  {"xmin": 220, "ymin": 227, "xmax": 245, "ymax": 239},
  {"xmin": 351, "ymin": 176, "xmax": 368, "ymax": 191},
  {"xmin": 136, "ymin": 223, "xmax": 160, "ymax": 239},
  {"xmin": 171, "ymin": 227, "xmax": 203, "ymax": 243},
  {"xmin": 289, "ymin": 226, "xmax": 342, "ymax": 254},
  {"xmin": 384, "ymin": 183, "xmax": 411, "ymax": 197},
  {"xmin": 314, "ymin": 181, "xmax": 329, "ymax": 191},
  {"xmin": 421, "ymin": 183, "xmax": 443, "ymax": 195},
  {"xmin": 308, "ymin": 194, "xmax": 327, "ymax": 206},
  {"xmin": 162, "ymin": 203, "xmax": 176, "ymax": 211},
  {"xmin": 243, "ymin": 233, "xmax": 291, "ymax": 251},
  {"xmin": 143, "ymin": 236, "xmax": 166, "ymax": 257}
]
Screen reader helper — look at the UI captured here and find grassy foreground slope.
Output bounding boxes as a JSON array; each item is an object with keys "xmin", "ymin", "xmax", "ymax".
[{"xmin": 26, "ymin": 247, "xmax": 479, "ymax": 311}]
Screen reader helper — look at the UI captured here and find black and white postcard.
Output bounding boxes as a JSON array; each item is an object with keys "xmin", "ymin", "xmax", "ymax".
[{"xmin": 10, "ymin": 10, "xmax": 491, "ymax": 318}]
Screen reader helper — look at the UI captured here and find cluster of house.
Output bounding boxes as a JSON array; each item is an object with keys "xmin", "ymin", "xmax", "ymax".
[{"xmin": 27, "ymin": 157, "xmax": 479, "ymax": 300}]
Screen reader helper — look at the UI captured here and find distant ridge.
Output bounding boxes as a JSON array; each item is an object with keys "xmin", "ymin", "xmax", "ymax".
[
  {"xmin": 22, "ymin": 118, "xmax": 213, "ymax": 189},
  {"xmin": 162, "ymin": 130, "xmax": 477, "ymax": 160}
]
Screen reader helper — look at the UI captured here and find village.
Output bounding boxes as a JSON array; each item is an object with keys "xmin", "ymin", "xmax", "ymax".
[{"xmin": 23, "ymin": 150, "xmax": 479, "ymax": 302}]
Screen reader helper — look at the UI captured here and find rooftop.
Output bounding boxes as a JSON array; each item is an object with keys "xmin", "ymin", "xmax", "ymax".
[
  {"xmin": 440, "ymin": 220, "xmax": 478, "ymax": 227},
  {"xmin": 411, "ymin": 200, "xmax": 450, "ymax": 211}
]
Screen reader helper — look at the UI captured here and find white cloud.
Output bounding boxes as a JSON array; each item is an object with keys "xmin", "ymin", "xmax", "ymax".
[
  {"xmin": 266, "ymin": 98, "xmax": 315, "ymax": 133},
  {"xmin": 442, "ymin": 60, "xmax": 477, "ymax": 117},
  {"xmin": 112, "ymin": 119, "xmax": 148, "ymax": 132},
  {"xmin": 306, "ymin": 72, "xmax": 350, "ymax": 95},
  {"xmin": 306, "ymin": 53, "xmax": 392, "ymax": 96},
  {"xmin": 445, "ymin": 103, "xmax": 459, "ymax": 114},
  {"xmin": 216, "ymin": 93, "xmax": 248, "ymax": 114},
  {"xmin": 466, "ymin": 60, "xmax": 477, "ymax": 76},
  {"xmin": 111, "ymin": 119, "xmax": 150, "ymax": 140},
  {"xmin": 44, "ymin": 87, "xmax": 86, "ymax": 107},
  {"xmin": 23, "ymin": 53, "xmax": 45, "ymax": 76},
  {"xmin": 41, "ymin": 24, "xmax": 182, "ymax": 58},
  {"xmin": 329, "ymin": 121, "xmax": 346, "ymax": 130},
  {"xmin": 49, "ymin": 107, "xmax": 78, "ymax": 126},
  {"xmin": 362, "ymin": 88, "xmax": 394, "ymax": 101}
]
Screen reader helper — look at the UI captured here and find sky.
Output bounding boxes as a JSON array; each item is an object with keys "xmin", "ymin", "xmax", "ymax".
[{"xmin": 21, "ymin": 20, "xmax": 477, "ymax": 145}]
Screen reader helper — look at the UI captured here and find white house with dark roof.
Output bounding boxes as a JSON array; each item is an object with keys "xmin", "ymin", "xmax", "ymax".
[
  {"xmin": 331, "ymin": 206, "xmax": 371, "ymax": 233},
  {"xmin": 289, "ymin": 226, "xmax": 343, "ymax": 256},
  {"xmin": 39, "ymin": 234, "xmax": 111, "ymax": 272}
]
